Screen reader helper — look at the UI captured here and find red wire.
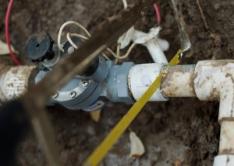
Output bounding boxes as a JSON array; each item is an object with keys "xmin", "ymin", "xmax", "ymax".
[
  {"xmin": 5, "ymin": 0, "xmax": 21, "ymax": 65},
  {"xmin": 153, "ymin": 3, "xmax": 161, "ymax": 25}
]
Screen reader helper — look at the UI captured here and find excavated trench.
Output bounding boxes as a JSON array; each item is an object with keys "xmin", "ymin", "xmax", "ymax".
[{"xmin": 1, "ymin": 0, "xmax": 234, "ymax": 165}]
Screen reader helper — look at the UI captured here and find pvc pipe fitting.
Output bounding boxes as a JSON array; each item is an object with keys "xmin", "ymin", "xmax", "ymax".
[
  {"xmin": 144, "ymin": 41, "xmax": 168, "ymax": 64},
  {"xmin": 194, "ymin": 60, "xmax": 234, "ymax": 121},
  {"xmin": 193, "ymin": 60, "xmax": 234, "ymax": 166},
  {"xmin": 132, "ymin": 27, "xmax": 169, "ymax": 64},
  {"xmin": 128, "ymin": 63, "xmax": 167, "ymax": 101},
  {"xmin": 118, "ymin": 27, "xmax": 169, "ymax": 64}
]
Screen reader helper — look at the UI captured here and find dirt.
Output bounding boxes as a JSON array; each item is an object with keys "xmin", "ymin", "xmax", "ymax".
[{"xmin": 1, "ymin": 0, "xmax": 234, "ymax": 165}]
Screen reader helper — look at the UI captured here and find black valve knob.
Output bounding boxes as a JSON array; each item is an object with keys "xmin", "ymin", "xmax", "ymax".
[{"xmin": 26, "ymin": 33, "xmax": 54, "ymax": 62}]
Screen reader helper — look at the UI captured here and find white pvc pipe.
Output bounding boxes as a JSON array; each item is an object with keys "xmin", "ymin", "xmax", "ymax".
[
  {"xmin": 128, "ymin": 63, "xmax": 167, "ymax": 101},
  {"xmin": 161, "ymin": 65, "xmax": 196, "ymax": 97},
  {"xmin": 219, "ymin": 121, "xmax": 234, "ymax": 154},
  {"xmin": 190, "ymin": 60, "xmax": 234, "ymax": 166},
  {"xmin": 214, "ymin": 155, "xmax": 234, "ymax": 166},
  {"xmin": 146, "ymin": 41, "xmax": 168, "ymax": 64},
  {"xmin": 132, "ymin": 28, "xmax": 169, "ymax": 64}
]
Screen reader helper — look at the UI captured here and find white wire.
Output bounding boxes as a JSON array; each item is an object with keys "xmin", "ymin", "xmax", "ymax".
[
  {"xmin": 58, "ymin": 20, "xmax": 135, "ymax": 61},
  {"xmin": 66, "ymin": 33, "xmax": 89, "ymax": 49},
  {"xmin": 66, "ymin": 32, "xmax": 111, "ymax": 60},
  {"xmin": 68, "ymin": 33, "xmax": 89, "ymax": 40},
  {"xmin": 57, "ymin": 20, "xmax": 91, "ymax": 52},
  {"xmin": 101, "ymin": 52, "xmax": 110, "ymax": 60},
  {"xmin": 66, "ymin": 33, "xmax": 78, "ymax": 49},
  {"xmin": 114, "ymin": 43, "xmax": 136, "ymax": 60},
  {"xmin": 106, "ymin": 48, "xmax": 117, "ymax": 58}
]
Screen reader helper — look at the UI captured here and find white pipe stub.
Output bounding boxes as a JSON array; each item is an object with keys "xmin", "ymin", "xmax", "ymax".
[
  {"xmin": 128, "ymin": 63, "xmax": 167, "ymax": 101},
  {"xmin": 118, "ymin": 26, "xmax": 169, "ymax": 64}
]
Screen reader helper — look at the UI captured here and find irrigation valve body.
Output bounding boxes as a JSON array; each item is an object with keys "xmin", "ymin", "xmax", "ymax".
[
  {"xmin": 23, "ymin": 28, "xmax": 169, "ymax": 111},
  {"xmin": 0, "ymin": 26, "xmax": 234, "ymax": 165}
]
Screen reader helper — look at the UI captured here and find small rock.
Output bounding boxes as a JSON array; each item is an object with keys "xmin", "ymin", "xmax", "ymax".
[{"xmin": 129, "ymin": 131, "xmax": 145, "ymax": 158}]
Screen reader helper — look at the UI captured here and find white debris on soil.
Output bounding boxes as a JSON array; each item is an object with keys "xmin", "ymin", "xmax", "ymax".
[
  {"xmin": 89, "ymin": 110, "xmax": 101, "ymax": 122},
  {"xmin": 0, "ymin": 40, "xmax": 17, "ymax": 55},
  {"xmin": 129, "ymin": 131, "xmax": 145, "ymax": 158}
]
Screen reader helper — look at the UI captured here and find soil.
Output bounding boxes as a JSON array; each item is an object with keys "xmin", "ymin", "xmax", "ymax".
[{"xmin": 1, "ymin": 0, "xmax": 233, "ymax": 165}]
